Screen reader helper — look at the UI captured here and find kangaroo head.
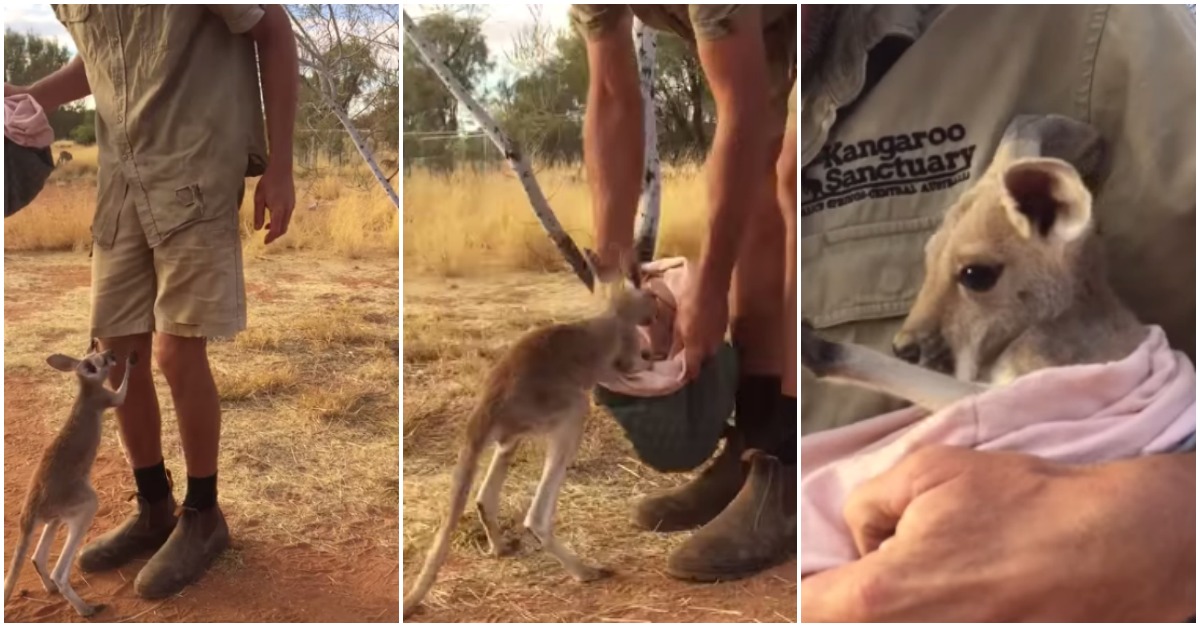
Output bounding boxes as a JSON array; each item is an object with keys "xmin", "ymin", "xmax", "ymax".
[
  {"xmin": 584, "ymin": 247, "xmax": 657, "ymax": 327},
  {"xmin": 47, "ymin": 349, "xmax": 119, "ymax": 385},
  {"xmin": 894, "ymin": 115, "xmax": 1108, "ymax": 381},
  {"xmin": 47, "ymin": 338, "xmax": 138, "ymax": 387}
]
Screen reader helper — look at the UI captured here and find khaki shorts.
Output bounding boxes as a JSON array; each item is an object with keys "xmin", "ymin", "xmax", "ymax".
[{"xmin": 90, "ymin": 179, "xmax": 247, "ymax": 339}]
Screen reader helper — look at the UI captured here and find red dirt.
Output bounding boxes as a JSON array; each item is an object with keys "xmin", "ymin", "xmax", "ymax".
[{"xmin": 3, "ymin": 381, "xmax": 400, "ymax": 622}]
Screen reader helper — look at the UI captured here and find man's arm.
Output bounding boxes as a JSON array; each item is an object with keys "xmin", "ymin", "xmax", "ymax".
[
  {"xmin": 244, "ymin": 4, "xmax": 299, "ymax": 244},
  {"xmin": 580, "ymin": 7, "xmax": 643, "ymax": 273},
  {"xmin": 10, "ymin": 55, "xmax": 91, "ymax": 112},
  {"xmin": 247, "ymin": 5, "xmax": 298, "ymax": 176},
  {"xmin": 692, "ymin": 7, "xmax": 771, "ymax": 296}
]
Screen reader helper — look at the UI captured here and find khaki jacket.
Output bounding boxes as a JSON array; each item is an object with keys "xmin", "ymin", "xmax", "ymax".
[{"xmin": 801, "ymin": 5, "xmax": 1196, "ymax": 434}]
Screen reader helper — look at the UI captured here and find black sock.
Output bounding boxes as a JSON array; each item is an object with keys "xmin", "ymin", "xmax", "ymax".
[
  {"xmin": 769, "ymin": 396, "xmax": 797, "ymax": 465},
  {"xmin": 182, "ymin": 473, "xmax": 218, "ymax": 511},
  {"xmin": 735, "ymin": 375, "xmax": 782, "ymax": 448},
  {"xmin": 133, "ymin": 460, "xmax": 172, "ymax": 503}
]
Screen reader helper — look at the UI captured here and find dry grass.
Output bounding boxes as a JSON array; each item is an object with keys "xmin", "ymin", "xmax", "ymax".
[
  {"xmin": 403, "ymin": 164, "xmax": 709, "ymax": 276},
  {"xmin": 402, "ymin": 273, "xmax": 796, "ymax": 622},
  {"xmin": 3, "ymin": 142, "xmax": 400, "ymax": 259}
]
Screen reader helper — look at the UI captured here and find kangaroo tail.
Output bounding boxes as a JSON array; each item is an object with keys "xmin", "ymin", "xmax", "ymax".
[
  {"xmin": 4, "ymin": 514, "xmax": 36, "ymax": 605},
  {"xmin": 403, "ymin": 419, "xmax": 490, "ymax": 617}
]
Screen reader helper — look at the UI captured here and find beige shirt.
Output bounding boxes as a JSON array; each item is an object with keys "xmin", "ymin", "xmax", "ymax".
[
  {"xmin": 801, "ymin": 5, "xmax": 1197, "ymax": 434},
  {"xmin": 52, "ymin": 4, "xmax": 269, "ymax": 248}
]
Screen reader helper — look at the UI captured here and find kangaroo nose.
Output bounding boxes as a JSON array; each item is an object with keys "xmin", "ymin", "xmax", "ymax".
[{"xmin": 893, "ymin": 333, "xmax": 921, "ymax": 364}]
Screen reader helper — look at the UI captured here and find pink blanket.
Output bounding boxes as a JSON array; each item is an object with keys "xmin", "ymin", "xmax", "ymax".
[
  {"xmin": 596, "ymin": 257, "xmax": 690, "ymax": 397},
  {"xmin": 800, "ymin": 325, "xmax": 1196, "ymax": 577},
  {"xmin": 4, "ymin": 94, "xmax": 53, "ymax": 149}
]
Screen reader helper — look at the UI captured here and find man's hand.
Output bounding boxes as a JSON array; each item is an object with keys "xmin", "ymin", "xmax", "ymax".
[
  {"xmin": 254, "ymin": 164, "xmax": 295, "ymax": 244},
  {"xmin": 673, "ymin": 270, "xmax": 729, "ymax": 379},
  {"xmin": 246, "ymin": 4, "xmax": 299, "ymax": 245},
  {"xmin": 801, "ymin": 445, "xmax": 1196, "ymax": 622}
]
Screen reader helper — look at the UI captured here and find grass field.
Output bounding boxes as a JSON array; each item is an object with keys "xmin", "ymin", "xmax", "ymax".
[
  {"xmin": 403, "ymin": 164, "xmax": 708, "ymax": 276},
  {"xmin": 3, "ymin": 144, "xmax": 400, "ymax": 622},
  {"xmin": 402, "ymin": 165, "xmax": 797, "ymax": 622}
]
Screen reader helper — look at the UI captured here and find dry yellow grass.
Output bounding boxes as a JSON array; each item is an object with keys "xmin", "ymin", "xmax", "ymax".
[
  {"xmin": 4, "ymin": 142, "xmax": 400, "ymax": 259},
  {"xmin": 403, "ymin": 164, "xmax": 709, "ymax": 276}
]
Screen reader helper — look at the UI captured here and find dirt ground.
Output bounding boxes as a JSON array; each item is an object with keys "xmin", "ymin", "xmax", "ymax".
[
  {"xmin": 3, "ymin": 251, "xmax": 400, "ymax": 622},
  {"xmin": 403, "ymin": 273, "xmax": 797, "ymax": 623}
]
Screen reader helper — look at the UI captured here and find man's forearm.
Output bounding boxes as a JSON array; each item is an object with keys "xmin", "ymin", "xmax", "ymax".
[
  {"xmin": 584, "ymin": 62, "xmax": 643, "ymax": 270},
  {"xmin": 698, "ymin": 117, "xmax": 769, "ymax": 294},
  {"xmin": 253, "ymin": 6, "xmax": 299, "ymax": 169},
  {"xmin": 27, "ymin": 55, "xmax": 91, "ymax": 111}
]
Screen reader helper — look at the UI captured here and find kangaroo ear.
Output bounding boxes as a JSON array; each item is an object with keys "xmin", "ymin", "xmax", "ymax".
[
  {"xmin": 1001, "ymin": 157, "xmax": 1093, "ymax": 243},
  {"xmin": 47, "ymin": 354, "xmax": 80, "ymax": 372},
  {"xmin": 992, "ymin": 114, "xmax": 1106, "ymax": 185}
]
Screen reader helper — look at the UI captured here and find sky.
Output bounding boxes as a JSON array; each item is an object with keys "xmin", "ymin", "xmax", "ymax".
[
  {"xmin": 2, "ymin": 4, "xmax": 564, "ymax": 67},
  {"xmin": 405, "ymin": 4, "xmax": 571, "ymax": 84},
  {"xmin": 4, "ymin": 3, "xmax": 75, "ymax": 52}
]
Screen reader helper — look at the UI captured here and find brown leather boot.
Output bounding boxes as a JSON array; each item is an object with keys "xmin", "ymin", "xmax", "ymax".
[
  {"xmin": 78, "ymin": 495, "xmax": 178, "ymax": 572},
  {"xmin": 134, "ymin": 505, "xmax": 230, "ymax": 599},
  {"xmin": 666, "ymin": 449, "xmax": 796, "ymax": 582},
  {"xmin": 633, "ymin": 428, "xmax": 748, "ymax": 532}
]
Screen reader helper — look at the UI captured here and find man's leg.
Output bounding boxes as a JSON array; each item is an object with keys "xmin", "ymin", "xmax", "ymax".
[
  {"xmin": 664, "ymin": 86, "xmax": 798, "ymax": 582},
  {"xmin": 632, "ymin": 134, "xmax": 787, "ymax": 532},
  {"xmin": 157, "ymin": 334, "xmax": 222, "ymax": 488},
  {"xmin": 78, "ymin": 185, "xmax": 178, "ymax": 574},
  {"xmin": 134, "ymin": 190, "xmax": 244, "ymax": 599}
]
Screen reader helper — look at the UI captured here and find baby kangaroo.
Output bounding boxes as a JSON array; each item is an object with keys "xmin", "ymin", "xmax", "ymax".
[
  {"xmin": 803, "ymin": 114, "xmax": 1146, "ymax": 410},
  {"xmin": 3, "ymin": 341, "xmax": 137, "ymax": 617},
  {"xmin": 403, "ymin": 255, "xmax": 656, "ymax": 617}
]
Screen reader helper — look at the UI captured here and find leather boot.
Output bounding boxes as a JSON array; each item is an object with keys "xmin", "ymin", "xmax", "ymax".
[
  {"xmin": 134, "ymin": 505, "xmax": 230, "ymax": 599},
  {"xmin": 78, "ymin": 494, "xmax": 178, "ymax": 572},
  {"xmin": 666, "ymin": 449, "xmax": 796, "ymax": 582},
  {"xmin": 633, "ymin": 428, "xmax": 748, "ymax": 532}
]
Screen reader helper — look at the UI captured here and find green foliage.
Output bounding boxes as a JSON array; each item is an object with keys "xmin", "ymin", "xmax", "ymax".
[
  {"xmin": 402, "ymin": 11, "xmax": 493, "ymax": 134},
  {"xmin": 404, "ymin": 9, "xmax": 719, "ymax": 171},
  {"xmin": 69, "ymin": 110, "xmax": 96, "ymax": 145},
  {"xmin": 3, "ymin": 28, "xmax": 71, "ymax": 86}
]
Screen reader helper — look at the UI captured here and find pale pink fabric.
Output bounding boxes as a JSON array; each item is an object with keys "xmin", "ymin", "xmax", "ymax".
[
  {"xmin": 800, "ymin": 325, "xmax": 1196, "ymax": 577},
  {"xmin": 597, "ymin": 257, "xmax": 690, "ymax": 397},
  {"xmin": 4, "ymin": 94, "xmax": 53, "ymax": 148}
]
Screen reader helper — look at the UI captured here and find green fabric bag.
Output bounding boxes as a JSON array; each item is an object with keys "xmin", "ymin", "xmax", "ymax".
[{"xmin": 593, "ymin": 343, "xmax": 739, "ymax": 473}]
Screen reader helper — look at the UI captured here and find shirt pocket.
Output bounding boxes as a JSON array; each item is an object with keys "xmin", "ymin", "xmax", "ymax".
[
  {"xmin": 148, "ymin": 182, "xmax": 210, "ymax": 241},
  {"xmin": 801, "ymin": 215, "xmax": 939, "ymax": 330}
]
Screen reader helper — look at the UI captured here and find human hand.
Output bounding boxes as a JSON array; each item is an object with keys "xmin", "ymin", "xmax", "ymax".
[
  {"xmin": 671, "ymin": 268, "xmax": 729, "ymax": 381},
  {"xmin": 253, "ymin": 162, "xmax": 295, "ymax": 245},
  {"xmin": 800, "ymin": 445, "xmax": 1196, "ymax": 621},
  {"xmin": 4, "ymin": 83, "xmax": 26, "ymax": 97}
]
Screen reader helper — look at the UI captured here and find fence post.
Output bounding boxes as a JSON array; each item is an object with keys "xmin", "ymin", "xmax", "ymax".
[
  {"xmin": 633, "ymin": 19, "xmax": 661, "ymax": 264},
  {"xmin": 402, "ymin": 11, "xmax": 595, "ymax": 290}
]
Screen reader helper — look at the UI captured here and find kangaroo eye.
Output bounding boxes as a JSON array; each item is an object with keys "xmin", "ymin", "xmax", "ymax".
[{"xmin": 958, "ymin": 264, "xmax": 1003, "ymax": 292}]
